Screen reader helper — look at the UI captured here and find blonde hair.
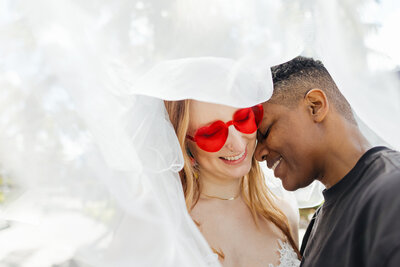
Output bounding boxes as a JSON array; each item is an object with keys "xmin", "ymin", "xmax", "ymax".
[{"xmin": 164, "ymin": 99, "xmax": 300, "ymax": 259}]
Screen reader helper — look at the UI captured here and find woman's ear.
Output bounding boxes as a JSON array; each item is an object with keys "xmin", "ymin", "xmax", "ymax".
[
  {"xmin": 186, "ymin": 146, "xmax": 198, "ymax": 166},
  {"xmin": 304, "ymin": 89, "xmax": 329, "ymax": 123},
  {"xmin": 186, "ymin": 147, "xmax": 194, "ymax": 158}
]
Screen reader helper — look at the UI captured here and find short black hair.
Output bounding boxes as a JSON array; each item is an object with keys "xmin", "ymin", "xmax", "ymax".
[{"xmin": 270, "ymin": 56, "xmax": 356, "ymax": 124}]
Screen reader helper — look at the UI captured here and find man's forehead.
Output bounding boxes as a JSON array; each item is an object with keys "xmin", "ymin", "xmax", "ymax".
[
  {"xmin": 261, "ymin": 116, "xmax": 269, "ymax": 124},
  {"xmin": 258, "ymin": 116, "xmax": 270, "ymax": 133},
  {"xmin": 261, "ymin": 102, "xmax": 278, "ymax": 120}
]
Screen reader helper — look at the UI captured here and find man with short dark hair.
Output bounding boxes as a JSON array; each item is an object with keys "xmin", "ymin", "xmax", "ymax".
[{"xmin": 255, "ymin": 56, "xmax": 400, "ymax": 267}]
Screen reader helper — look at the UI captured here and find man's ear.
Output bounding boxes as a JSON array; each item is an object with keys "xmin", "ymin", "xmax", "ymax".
[{"xmin": 304, "ymin": 89, "xmax": 329, "ymax": 123}]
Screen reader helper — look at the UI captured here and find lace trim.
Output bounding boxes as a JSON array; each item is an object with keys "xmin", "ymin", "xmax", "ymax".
[
  {"xmin": 268, "ymin": 240, "xmax": 301, "ymax": 267},
  {"xmin": 205, "ymin": 252, "xmax": 220, "ymax": 267},
  {"xmin": 205, "ymin": 240, "xmax": 300, "ymax": 267}
]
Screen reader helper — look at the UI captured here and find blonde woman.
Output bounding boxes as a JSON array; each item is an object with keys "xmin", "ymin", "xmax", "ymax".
[{"xmin": 165, "ymin": 99, "xmax": 301, "ymax": 267}]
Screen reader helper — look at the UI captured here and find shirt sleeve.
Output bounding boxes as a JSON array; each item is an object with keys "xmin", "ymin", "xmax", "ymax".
[
  {"xmin": 364, "ymin": 171, "xmax": 400, "ymax": 267},
  {"xmin": 384, "ymin": 245, "xmax": 400, "ymax": 267}
]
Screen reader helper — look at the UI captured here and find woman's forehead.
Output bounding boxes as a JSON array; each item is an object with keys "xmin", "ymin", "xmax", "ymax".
[{"xmin": 189, "ymin": 100, "xmax": 238, "ymax": 128}]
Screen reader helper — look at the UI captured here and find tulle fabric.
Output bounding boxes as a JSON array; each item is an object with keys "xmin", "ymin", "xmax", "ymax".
[{"xmin": 0, "ymin": 0, "xmax": 399, "ymax": 266}]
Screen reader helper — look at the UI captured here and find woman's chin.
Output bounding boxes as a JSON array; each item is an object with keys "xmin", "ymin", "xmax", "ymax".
[{"xmin": 223, "ymin": 162, "xmax": 252, "ymax": 179}]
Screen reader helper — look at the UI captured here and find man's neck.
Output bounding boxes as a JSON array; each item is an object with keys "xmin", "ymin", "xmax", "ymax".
[{"xmin": 319, "ymin": 125, "xmax": 371, "ymax": 189}]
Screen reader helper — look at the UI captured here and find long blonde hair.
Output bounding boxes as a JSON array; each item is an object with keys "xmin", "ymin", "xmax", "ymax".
[{"xmin": 164, "ymin": 99, "xmax": 300, "ymax": 258}]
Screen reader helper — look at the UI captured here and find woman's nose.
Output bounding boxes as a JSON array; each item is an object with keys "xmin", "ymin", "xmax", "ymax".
[{"xmin": 224, "ymin": 126, "xmax": 247, "ymax": 152}]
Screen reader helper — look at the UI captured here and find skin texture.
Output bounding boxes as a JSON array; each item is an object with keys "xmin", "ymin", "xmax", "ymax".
[
  {"xmin": 255, "ymin": 89, "xmax": 371, "ymax": 191},
  {"xmin": 188, "ymin": 100, "xmax": 299, "ymax": 267}
]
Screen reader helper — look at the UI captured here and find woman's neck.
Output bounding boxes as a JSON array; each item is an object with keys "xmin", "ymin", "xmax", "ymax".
[{"xmin": 198, "ymin": 169, "xmax": 243, "ymax": 200}]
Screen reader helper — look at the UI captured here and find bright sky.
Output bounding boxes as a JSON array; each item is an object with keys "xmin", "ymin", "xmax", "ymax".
[{"xmin": 363, "ymin": 0, "xmax": 400, "ymax": 70}]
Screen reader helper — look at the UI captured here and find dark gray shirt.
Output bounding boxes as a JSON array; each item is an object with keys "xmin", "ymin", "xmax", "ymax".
[{"xmin": 300, "ymin": 147, "xmax": 400, "ymax": 267}]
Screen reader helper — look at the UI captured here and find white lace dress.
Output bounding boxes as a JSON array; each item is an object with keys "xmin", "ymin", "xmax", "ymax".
[
  {"xmin": 205, "ymin": 240, "xmax": 300, "ymax": 267},
  {"xmin": 269, "ymin": 240, "xmax": 301, "ymax": 267}
]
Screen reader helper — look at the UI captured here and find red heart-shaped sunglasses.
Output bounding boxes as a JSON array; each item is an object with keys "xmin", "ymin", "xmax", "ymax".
[{"xmin": 186, "ymin": 104, "xmax": 264, "ymax": 152}]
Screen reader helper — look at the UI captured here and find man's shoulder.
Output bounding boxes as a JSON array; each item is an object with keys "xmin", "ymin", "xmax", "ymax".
[
  {"xmin": 371, "ymin": 147, "xmax": 400, "ymax": 169},
  {"xmin": 361, "ymin": 147, "xmax": 400, "ymax": 196},
  {"xmin": 362, "ymin": 168, "xmax": 400, "ymax": 207},
  {"xmin": 345, "ymin": 148, "xmax": 400, "ymax": 230},
  {"xmin": 358, "ymin": 148, "xmax": 400, "ymax": 218},
  {"xmin": 360, "ymin": 149, "xmax": 400, "ymax": 259},
  {"xmin": 365, "ymin": 172, "xmax": 400, "ymax": 210}
]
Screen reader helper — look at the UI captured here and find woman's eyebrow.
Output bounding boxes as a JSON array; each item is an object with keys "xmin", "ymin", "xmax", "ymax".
[{"xmin": 197, "ymin": 119, "xmax": 218, "ymax": 128}]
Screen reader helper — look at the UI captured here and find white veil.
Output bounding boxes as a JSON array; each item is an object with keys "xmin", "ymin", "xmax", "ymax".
[{"xmin": 0, "ymin": 0, "xmax": 399, "ymax": 266}]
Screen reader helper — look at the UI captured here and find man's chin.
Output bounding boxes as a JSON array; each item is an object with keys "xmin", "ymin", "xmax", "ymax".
[
  {"xmin": 281, "ymin": 182, "xmax": 300, "ymax": 191},
  {"xmin": 280, "ymin": 177, "xmax": 313, "ymax": 191}
]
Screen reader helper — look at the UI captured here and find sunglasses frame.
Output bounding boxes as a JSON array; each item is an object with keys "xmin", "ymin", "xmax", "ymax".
[{"xmin": 186, "ymin": 104, "xmax": 263, "ymax": 152}]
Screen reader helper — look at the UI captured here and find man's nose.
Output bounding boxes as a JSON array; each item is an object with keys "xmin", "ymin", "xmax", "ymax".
[{"xmin": 255, "ymin": 139, "xmax": 269, "ymax": 162}]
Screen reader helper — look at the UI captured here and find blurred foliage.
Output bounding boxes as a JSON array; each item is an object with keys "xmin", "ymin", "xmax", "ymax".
[{"xmin": 299, "ymin": 202, "xmax": 323, "ymax": 228}]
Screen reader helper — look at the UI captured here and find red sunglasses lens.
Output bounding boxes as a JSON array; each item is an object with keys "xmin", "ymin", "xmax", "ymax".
[
  {"xmin": 233, "ymin": 107, "xmax": 257, "ymax": 134},
  {"xmin": 194, "ymin": 120, "xmax": 228, "ymax": 152},
  {"xmin": 251, "ymin": 104, "xmax": 264, "ymax": 126}
]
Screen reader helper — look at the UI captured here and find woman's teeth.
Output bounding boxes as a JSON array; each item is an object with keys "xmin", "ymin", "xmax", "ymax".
[
  {"xmin": 222, "ymin": 151, "xmax": 245, "ymax": 161},
  {"xmin": 272, "ymin": 157, "xmax": 282, "ymax": 171}
]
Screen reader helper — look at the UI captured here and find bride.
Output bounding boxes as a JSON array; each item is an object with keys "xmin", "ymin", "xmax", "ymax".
[{"xmin": 164, "ymin": 98, "xmax": 300, "ymax": 266}]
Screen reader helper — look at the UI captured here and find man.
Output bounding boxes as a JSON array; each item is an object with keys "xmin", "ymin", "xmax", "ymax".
[{"xmin": 255, "ymin": 56, "xmax": 400, "ymax": 267}]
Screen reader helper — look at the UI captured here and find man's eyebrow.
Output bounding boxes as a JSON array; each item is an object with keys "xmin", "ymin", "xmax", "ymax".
[
  {"xmin": 258, "ymin": 118, "xmax": 272, "ymax": 139},
  {"xmin": 257, "ymin": 126, "xmax": 268, "ymax": 140}
]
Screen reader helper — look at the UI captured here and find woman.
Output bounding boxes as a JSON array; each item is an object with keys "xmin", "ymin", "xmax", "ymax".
[{"xmin": 165, "ymin": 99, "xmax": 301, "ymax": 267}]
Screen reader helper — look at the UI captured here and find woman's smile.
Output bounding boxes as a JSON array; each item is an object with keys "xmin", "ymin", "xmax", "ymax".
[{"xmin": 219, "ymin": 147, "xmax": 247, "ymax": 165}]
